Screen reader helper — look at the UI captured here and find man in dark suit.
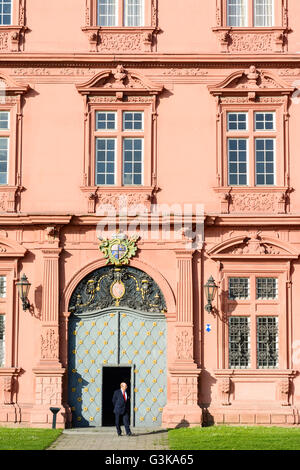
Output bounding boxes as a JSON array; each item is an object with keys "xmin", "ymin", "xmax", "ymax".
[{"xmin": 112, "ymin": 382, "xmax": 132, "ymax": 436}]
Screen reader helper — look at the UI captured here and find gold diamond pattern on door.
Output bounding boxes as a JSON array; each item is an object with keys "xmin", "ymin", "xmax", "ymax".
[{"xmin": 68, "ymin": 310, "xmax": 166, "ymax": 427}]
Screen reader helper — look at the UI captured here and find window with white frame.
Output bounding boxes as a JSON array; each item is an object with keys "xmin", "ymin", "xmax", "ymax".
[
  {"xmin": 0, "ymin": 111, "xmax": 9, "ymax": 186},
  {"xmin": 0, "ymin": 276, "xmax": 6, "ymax": 298},
  {"xmin": 227, "ymin": 0, "xmax": 274, "ymax": 27},
  {"xmin": 95, "ymin": 110, "xmax": 144, "ymax": 186},
  {"xmin": 228, "ymin": 138, "xmax": 248, "ymax": 186},
  {"xmin": 227, "ymin": 111, "xmax": 276, "ymax": 187},
  {"xmin": 0, "ymin": 0, "xmax": 12, "ymax": 26},
  {"xmin": 0, "ymin": 315, "xmax": 4, "ymax": 367},
  {"xmin": 97, "ymin": 0, "xmax": 144, "ymax": 26}
]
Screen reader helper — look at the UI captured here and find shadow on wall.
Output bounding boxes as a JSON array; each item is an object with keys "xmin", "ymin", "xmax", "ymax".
[{"xmin": 175, "ymin": 418, "xmax": 190, "ymax": 429}]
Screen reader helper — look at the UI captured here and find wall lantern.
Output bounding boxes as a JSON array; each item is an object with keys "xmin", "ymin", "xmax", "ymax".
[
  {"xmin": 16, "ymin": 274, "xmax": 31, "ymax": 311},
  {"xmin": 204, "ymin": 276, "xmax": 218, "ymax": 313}
]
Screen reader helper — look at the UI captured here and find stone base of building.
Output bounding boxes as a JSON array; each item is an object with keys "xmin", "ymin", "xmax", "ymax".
[
  {"xmin": 203, "ymin": 406, "xmax": 300, "ymax": 426},
  {"xmin": 0, "ymin": 404, "xmax": 66, "ymax": 428},
  {"xmin": 162, "ymin": 404, "xmax": 203, "ymax": 428}
]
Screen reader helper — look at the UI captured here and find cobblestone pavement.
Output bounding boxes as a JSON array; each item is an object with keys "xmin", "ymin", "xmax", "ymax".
[{"xmin": 47, "ymin": 427, "xmax": 169, "ymax": 450}]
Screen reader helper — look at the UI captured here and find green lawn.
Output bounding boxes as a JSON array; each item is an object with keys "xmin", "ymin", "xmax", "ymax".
[
  {"xmin": 168, "ymin": 425, "xmax": 300, "ymax": 450},
  {"xmin": 0, "ymin": 428, "xmax": 62, "ymax": 450}
]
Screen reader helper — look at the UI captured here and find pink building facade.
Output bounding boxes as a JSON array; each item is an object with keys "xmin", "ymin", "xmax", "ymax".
[{"xmin": 0, "ymin": 0, "xmax": 300, "ymax": 428}]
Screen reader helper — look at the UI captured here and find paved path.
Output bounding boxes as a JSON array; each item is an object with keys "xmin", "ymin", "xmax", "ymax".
[{"xmin": 47, "ymin": 427, "xmax": 169, "ymax": 450}]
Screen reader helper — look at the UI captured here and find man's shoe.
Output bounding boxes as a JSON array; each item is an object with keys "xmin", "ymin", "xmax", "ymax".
[
  {"xmin": 117, "ymin": 434, "xmax": 122, "ymax": 437},
  {"xmin": 126, "ymin": 433, "xmax": 133, "ymax": 436}
]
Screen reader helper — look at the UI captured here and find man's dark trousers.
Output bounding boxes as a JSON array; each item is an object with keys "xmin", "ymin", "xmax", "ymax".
[{"xmin": 112, "ymin": 389, "xmax": 131, "ymax": 436}]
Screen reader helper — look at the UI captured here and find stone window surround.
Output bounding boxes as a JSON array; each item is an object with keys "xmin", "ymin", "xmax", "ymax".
[
  {"xmin": 0, "ymin": 0, "xmax": 26, "ymax": 53},
  {"xmin": 213, "ymin": 0, "xmax": 289, "ymax": 53},
  {"xmin": 82, "ymin": 0, "xmax": 159, "ymax": 53},
  {"xmin": 76, "ymin": 66, "xmax": 164, "ymax": 214}
]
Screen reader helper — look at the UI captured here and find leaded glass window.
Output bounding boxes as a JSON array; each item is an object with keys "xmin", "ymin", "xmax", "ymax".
[
  {"xmin": 0, "ymin": 315, "xmax": 4, "ymax": 367},
  {"xmin": 229, "ymin": 277, "xmax": 250, "ymax": 300},
  {"xmin": 0, "ymin": 0, "xmax": 12, "ymax": 26},
  {"xmin": 229, "ymin": 316, "xmax": 250, "ymax": 369},
  {"xmin": 257, "ymin": 316, "xmax": 278, "ymax": 368},
  {"xmin": 256, "ymin": 277, "xmax": 278, "ymax": 300}
]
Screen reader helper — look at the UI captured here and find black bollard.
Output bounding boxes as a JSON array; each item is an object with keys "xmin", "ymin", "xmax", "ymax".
[{"xmin": 50, "ymin": 407, "xmax": 61, "ymax": 429}]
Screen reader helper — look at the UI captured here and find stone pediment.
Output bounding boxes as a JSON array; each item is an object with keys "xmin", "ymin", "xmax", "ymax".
[
  {"xmin": 208, "ymin": 233, "xmax": 298, "ymax": 260},
  {"xmin": 0, "ymin": 235, "xmax": 26, "ymax": 258},
  {"xmin": 76, "ymin": 65, "xmax": 164, "ymax": 96},
  {"xmin": 209, "ymin": 66, "xmax": 294, "ymax": 97},
  {"xmin": 0, "ymin": 72, "xmax": 30, "ymax": 95}
]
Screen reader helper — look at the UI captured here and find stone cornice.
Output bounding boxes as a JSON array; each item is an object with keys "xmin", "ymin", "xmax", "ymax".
[{"xmin": 2, "ymin": 53, "xmax": 300, "ymax": 67}]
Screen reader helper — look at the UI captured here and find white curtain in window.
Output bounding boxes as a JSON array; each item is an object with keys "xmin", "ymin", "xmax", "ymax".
[
  {"xmin": 227, "ymin": 0, "xmax": 247, "ymax": 27},
  {"xmin": 124, "ymin": 0, "xmax": 144, "ymax": 27},
  {"xmin": 254, "ymin": 0, "xmax": 274, "ymax": 27},
  {"xmin": 98, "ymin": 0, "xmax": 117, "ymax": 27}
]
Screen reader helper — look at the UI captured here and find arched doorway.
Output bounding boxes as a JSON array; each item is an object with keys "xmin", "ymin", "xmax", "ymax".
[{"xmin": 67, "ymin": 265, "xmax": 167, "ymax": 428}]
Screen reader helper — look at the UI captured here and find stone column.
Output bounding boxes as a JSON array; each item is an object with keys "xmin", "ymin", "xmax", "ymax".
[
  {"xmin": 32, "ymin": 246, "xmax": 65, "ymax": 427},
  {"xmin": 162, "ymin": 250, "xmax": 202, "ymax": 428}
]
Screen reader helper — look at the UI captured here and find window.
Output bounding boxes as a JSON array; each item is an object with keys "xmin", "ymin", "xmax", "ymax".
[
  {"xmin": 227, "ymin": 0, "xmax": 247, "ymax": 27},
  {"xmin": 0, "ymin": 0, "xmax": 12, "ymax": 26},
  {"xmin": 97, "ymin": 0, "xmax": 144, "ymax": 26},
  {"xmin": 254, "ymin": 0, "xmax": 274, "ymax": 27},
  {"xmin": 229, "ymin": 277, "xmax": 250, "ymax": 300},
  {"xmin": 94, "ymin": 110, "xmax": 144, "ymax": 186},
  {"xmin": 0, "ymin": 315, "xmax": 4, "ymax": 367},
  {"xmin": 228, "ymin": 139, "xmax": 248, "ymax": 186},
  {"xmin": 124, "ymin": 0, "xmax": 144, "ymax": 26},
  {"xmin": 257, "ymin": 316, "xmax": 278, "ymax": 368},
  {"xmin": 226, "ymin": 273, "xmax": 280, "ymax": 370},
  {"xmin": 0, "ymin": 276, "xmax": 6, "ymax": 298},
  {"xmin": 229, "ymin": 316, "xmax": 250, "ymax": 369},
  {"xmin": 0, "ymin": 111, "xmax": 9, "ymax": 186},
  {"xmin": 98, "ymin": 0, "xmax": 117, "ymax": 26},
  {"xmin": 256, "ymin": 277, "xmax": 278, "ymax": 300},
  {"xmin": 226, "ymin": 0, "xmax": 274, "ymax": 27},
  {"xmin": 226, "ymin": 110, "xmax": 276, "ymax": 187},
  {"xmin": 255, "ymin": 138, "xmax": 275, "ymax": 185}
]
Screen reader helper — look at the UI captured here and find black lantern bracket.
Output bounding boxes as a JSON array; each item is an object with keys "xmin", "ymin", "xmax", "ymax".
[
  {"xmin": 16, "ymin": 274, "xmax": 31, "ymax": 311},
  {"xmin": 204, "ymin": 275, "xmax": 218, "ymax": 313}
]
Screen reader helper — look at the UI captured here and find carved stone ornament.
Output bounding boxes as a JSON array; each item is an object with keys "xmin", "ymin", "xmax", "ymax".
[
  {"xmin": 175, "ymin": 329, "xmax": 194, "ymax": 361},
  {"xmin": 208, "ymin": 232, "xmax": 299, "ymax": 260},
  {"xmin": 77, "ymin": 66, "xmax": 163, "ymax": 97},
  {"xmin": 209, "ymin": 66, "xmax": 294, "ymax": 100},
  {"xmin": 69, "ymin": 265, "xmax": 167, "ymax": 315},
  {"xmin": 41, "ymin": 328, "xmax": 59, "ymax": 361},
  {"xmin": 218, "ymin": 377, "xmax": 231, "ymax": 406},
  {"xmin": 278, "ymin": 378, "xmax": 290, "ymax": 406},
  {"xmin": 82, "ymin": 0, "xmax": 158, "ymax": 53}
]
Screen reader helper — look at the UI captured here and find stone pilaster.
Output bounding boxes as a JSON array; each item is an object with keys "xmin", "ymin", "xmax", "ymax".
[
  {"xmin": 162, "ymin": 250, "xmax": 202, "ymax": 428},
  {"xmin": 32, "ymin": 246, "xmax": 65, "ymax": 427}
]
